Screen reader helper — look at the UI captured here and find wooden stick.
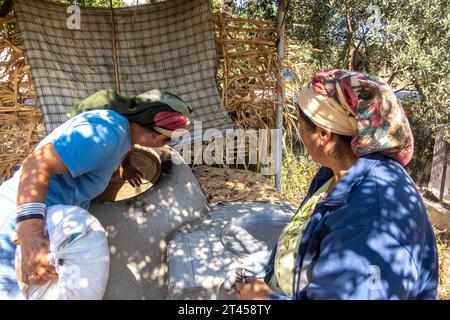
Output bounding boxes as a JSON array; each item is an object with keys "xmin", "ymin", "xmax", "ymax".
[
  {"xmin": 110, "ymin": 0, "xmax": 120, "ymax": 93},
  {"xmin": 225, "ymin": 27, "xmax": 277, "ymax": 33},
  {"xmin": 440, "ymin": 141, "xmax": 449, "ymax": 202},
  {"xmin": 221, "ymin": 39, "xmax": 277, "ymax": 46},
  {"xmin": 229, "ymin": 17, "xmax": 276, "ymax": 26},
  {"xmin": 275, "ymin": 0, "xmax": 286, "ymax": 191}
]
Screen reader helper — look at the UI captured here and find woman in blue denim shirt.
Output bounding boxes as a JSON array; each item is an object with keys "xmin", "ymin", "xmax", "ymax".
[{"xmin": 236, "ymin": 70, "xmax": 438, "ymax": 300}]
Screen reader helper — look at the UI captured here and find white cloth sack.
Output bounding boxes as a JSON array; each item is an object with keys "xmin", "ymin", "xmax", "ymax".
[{"xmin": 15, "ymin": 205, "xmax": 110, "ymax": 300}]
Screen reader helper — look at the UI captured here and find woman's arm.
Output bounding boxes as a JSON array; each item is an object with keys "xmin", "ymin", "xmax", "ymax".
[
  {"xmin": 16, "ymin": 142, "xmax": 68, "ymax": 286},
  {"xmin": 17, "ymin": 142, "xmax": 68, "ymax": 205},
  {"xmin": 302, "ymin": 227, "xmax": 419, "ymax": 300}
]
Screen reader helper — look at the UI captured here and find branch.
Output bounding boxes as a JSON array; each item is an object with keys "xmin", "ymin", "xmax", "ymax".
[
  {"xmin": 394, "ymin": 84, "xmax": 414, "ymax": 93},
  {"xmin": 385, "ymin": 65, "xmax": 412, "ymax": 84}
]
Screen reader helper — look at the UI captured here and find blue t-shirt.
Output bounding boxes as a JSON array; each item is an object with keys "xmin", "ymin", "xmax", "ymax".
[{"xmin": 2, "ymin": 110, "xmax": 131, "ymax": 209}]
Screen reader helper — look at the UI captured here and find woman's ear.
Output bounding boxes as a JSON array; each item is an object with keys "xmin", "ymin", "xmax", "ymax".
[{"xmin": 318, "ymin": 127, "xmax": 332, "ymax": 145}]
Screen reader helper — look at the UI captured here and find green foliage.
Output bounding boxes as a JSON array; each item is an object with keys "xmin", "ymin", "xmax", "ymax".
[
  {"xmin": 210, "ymin": 0, "xmax": 222, "ymax": 13},
  {"xmin": 233, "ymin": 0, "xmax": 449, "ymax": 185},
  {"xmin": 234, "ymin": 0, "xmax": 277, "ymax": 21},
  {"xmin": 276, "ymin": 150, "xmax": 319, "ymax": 205}
]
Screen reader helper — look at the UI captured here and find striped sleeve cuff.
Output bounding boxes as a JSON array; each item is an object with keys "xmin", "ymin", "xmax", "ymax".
[{"xmin": 15, "ymin": 202, "xmax": 47, "ymax": 223}]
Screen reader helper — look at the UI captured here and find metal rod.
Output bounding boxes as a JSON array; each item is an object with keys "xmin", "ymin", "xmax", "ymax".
[
  {"xmin": 275, "ymin": 0, "xmax": 286, "ymax": 191},
  {"xmin": 110, "ymin": 0, "xmax": 120, "ymax": 93}
]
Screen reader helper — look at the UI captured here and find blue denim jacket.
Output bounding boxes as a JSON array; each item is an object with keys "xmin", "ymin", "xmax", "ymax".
[{"xmin": 268, "ymin": 153, "xmax": 439, "ymax": 300}]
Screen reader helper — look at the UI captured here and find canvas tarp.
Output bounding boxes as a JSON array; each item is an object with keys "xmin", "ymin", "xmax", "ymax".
[{"xmin": 14, "ymin": 0, "xmax": 233, "ymax": 136}]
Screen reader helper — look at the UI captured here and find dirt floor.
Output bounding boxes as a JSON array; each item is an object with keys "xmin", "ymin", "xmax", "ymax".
[
  {"xmin": 193, "ymin": 165, "xmax": 450, "ymax": 300},
  {"xmin": 435, "ymin": 228, "xmax": 450, "ymax": 300}
]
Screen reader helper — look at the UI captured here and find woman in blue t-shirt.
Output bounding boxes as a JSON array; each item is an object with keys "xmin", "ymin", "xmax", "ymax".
[
  {"xmin": 235, "ymin": 70, "xmax": 439, "ymax": 300},
  {"xmin": 0, "ymin": 89, "xmax": 191, "ymax": 299}
]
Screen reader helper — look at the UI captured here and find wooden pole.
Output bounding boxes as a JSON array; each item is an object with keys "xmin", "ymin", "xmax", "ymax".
[
  {"xmin": 222, "ymin": 0, "xmax": 232, "ymax": 26},
  {"xmin": 439, "ymin": 141, "xmax": 449, "ymax": 202},
  {"xmin": 110, "ymin": 0, "xmax": 120, "ymax": 93},
  {"xmin": 221, "ymin": 0, "xmax": 233, "ymax": 16},
  {"xmin": 275, "ymin": 0, "xmax": 286, "ymax": 191}
]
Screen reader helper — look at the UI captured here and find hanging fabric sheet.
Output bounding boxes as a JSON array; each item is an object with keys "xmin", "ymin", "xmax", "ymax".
[{"xmin": 14, "ymin": 0, "xmax": 233, "ymax": 137}]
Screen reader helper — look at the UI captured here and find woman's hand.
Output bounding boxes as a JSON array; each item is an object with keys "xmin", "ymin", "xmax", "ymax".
[
  {"xmin": 235, "ymin": 277, "xmax": 273, "ymax": 300},
  {"xmin": 120, "ymin": 163, "xmax": 143, "ymax": 187},
  {"xmin": 120, "ymin": 151, "xmax": 143, "ymax": 187},
  {"xmin": 17, "ymin": 219, "xmax": 58, "ymax": 286}
]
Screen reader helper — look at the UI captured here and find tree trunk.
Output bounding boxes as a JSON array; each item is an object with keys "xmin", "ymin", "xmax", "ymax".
[{"xmin": 345, "ymin": 1, "xmax": 356, "ymax": 70}]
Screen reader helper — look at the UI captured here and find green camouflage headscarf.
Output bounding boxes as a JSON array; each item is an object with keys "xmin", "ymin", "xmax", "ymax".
[{"xmin": 68, "ymin": 89, "xmax": 192, "ymax": 137}]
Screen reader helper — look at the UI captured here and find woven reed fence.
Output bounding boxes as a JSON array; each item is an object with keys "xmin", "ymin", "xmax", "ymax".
[
  {"xmin": 0, "ymin": 10, "xmax": 310, "ymax": 181},
  {"xmin": 0, "ymin": 15, "xmax": 45, "ymax": 183},
  {"xmin": 214, "ymin": 13, "xmax": 311, "ymax": 150}
]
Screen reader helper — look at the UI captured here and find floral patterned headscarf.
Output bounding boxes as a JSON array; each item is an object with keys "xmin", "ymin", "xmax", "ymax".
[{"xmin": 297, "ymin": 69, "xmax": 414, "ymax": 166}]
